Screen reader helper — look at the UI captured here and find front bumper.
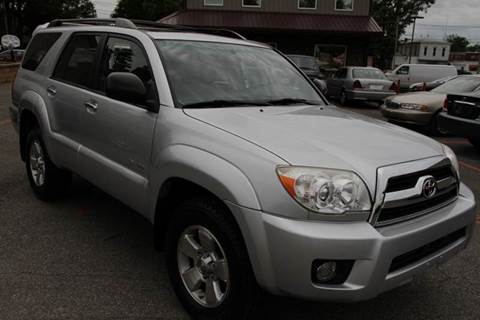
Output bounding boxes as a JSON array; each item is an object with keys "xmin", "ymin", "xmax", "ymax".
[
  {"xmin": 438, "ymin": 112, "xmax": 480, "ymax": 140},
  {"xmin": 227, "ymin": 183, "xmax": 476, "ymax": 302},
  {"xmin": 347, "ymin": 90, "xmax": 396, "ymax": 102},
  {"xmin": 381, "ymin": 105, "xmax": 434, "ymax": 126}
]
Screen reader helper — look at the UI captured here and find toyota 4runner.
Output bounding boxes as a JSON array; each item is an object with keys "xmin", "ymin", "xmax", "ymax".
[{"xmin": 9, "ymin": 18, "xmax": 477, "ymax": 320}]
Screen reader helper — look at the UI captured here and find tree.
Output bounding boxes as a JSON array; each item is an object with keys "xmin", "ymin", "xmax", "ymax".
[
  {"xmin": 112, "ymin": 0, "xmax": 184, "ymax": 21},
  {"xmin": 371, "ymin": 0, "xmax": 436, "ymax": 68},
  {"xmin": 2, "ymin": 0, "xmax": 96, "ymax": 45},
  {"xmin": 467, "ymin": 44, "xmax": 480, "ymax": 52},
  {"xmin": 446, "ymin": 34, "xmax": 470, "ymax": 52}
]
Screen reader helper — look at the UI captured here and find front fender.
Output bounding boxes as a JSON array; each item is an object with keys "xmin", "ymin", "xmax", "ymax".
[{"xmin": 147, "ymin": 144, "xmax": 261, "ymax": 222}]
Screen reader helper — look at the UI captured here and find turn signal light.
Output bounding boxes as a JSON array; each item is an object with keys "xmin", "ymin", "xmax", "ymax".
[{"xmin": 443, "ymin": 98, "xmax": 449, "ymax": 111}]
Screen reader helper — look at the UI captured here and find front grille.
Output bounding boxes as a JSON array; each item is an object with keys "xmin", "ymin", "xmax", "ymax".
[
  {"xmin": 374, "ymin": 165, "xmax": 458, "ymax": 226},
  {"xmin": 377, "ymin": 187, "xmax": 458, "ymax": 224},
  {"xmin": 389, "ymin": 228, "xmax": 466, "ymax": 273},
  {"xmin": 385, "ymin": 99, "xmax": 400, "ymax": 109},
  {"xmin": 385, "ymin": 166, "xmax": 453, "ymax": 193}
]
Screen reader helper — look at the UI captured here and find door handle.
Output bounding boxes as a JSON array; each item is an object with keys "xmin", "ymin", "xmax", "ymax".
[
  {"xmin": 84, "ymin": 101, "xmax": 98, "ymax": 113},
  {"xmin": 47, "ymin": 86, "xmax": 57, "ymax": 96}
]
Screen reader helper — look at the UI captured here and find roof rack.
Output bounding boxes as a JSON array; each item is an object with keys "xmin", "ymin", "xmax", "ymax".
[
  {"xmin": 47, "ymin": 18, "xmax": 246, "ymax": 40},
  {"xmin": 48, "ymin": 18, "xmax": 137, "ymax": 29}
]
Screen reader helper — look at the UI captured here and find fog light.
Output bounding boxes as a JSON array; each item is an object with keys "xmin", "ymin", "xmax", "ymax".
[
  {"xmin": 311, "ymin": 259, "xmax": 355, "ymax": 285},
  {"xmin": 315, "ymin": 261, "xmax": 337, "ymax": 282}
]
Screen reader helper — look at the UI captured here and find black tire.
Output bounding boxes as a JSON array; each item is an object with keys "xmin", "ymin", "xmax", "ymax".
[
  {"xmin": 427, "ymin": 114, "xmax": 447, "ymax": 136},
  {"xmin": 25, "ymin": 127, "xmax": 71, "ymax": 201},
  {"xmin": 165, "ymin": 197, "xmax": 260, "ymax": 320},
  {"xmin": 469, "ymin": 138, "xmax": 480, "ymax": 151},
  {"xmin": 340, "ymin": 90, "xmax": 349, "ymax": 106}
]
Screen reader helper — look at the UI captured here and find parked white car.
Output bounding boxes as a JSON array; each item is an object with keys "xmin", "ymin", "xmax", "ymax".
[{"xmin": 387, "ymin": 64, "xmax": 458, "ymax": 90}]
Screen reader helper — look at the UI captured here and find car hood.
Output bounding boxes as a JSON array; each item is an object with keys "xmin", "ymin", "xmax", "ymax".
[
  {"xmin": 184, "ymin": 105, "xmax": 444, "ymax": 190},
  {"xmin": 390, "ymin": 92, "xmax": 446, "ymax": 107}
]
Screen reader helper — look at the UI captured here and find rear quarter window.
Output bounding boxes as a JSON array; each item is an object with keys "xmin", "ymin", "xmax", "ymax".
[{"xmin": 22, "ymin": 33, "xmax": 62, "ymax": 71}]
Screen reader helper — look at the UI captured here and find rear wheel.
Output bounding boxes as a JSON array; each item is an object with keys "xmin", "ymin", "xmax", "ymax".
[
  {"xmin": 25, "ymin": 127, "xmax": 71, "ymax": 200},
  {"xmin": 165, "ymin": 197, "xmax": 259, "ymax": 320}
]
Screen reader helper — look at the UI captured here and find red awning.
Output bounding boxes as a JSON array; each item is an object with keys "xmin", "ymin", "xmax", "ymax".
[{"xmin": 159, "ymin": 10, "xmax": 383, "ymax": 34}]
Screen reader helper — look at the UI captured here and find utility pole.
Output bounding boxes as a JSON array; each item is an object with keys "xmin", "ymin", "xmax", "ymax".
[
  {"xmin": 408, "ymin": 16, "xmax": 424, "ymax": 64},
  {"xmin": 392, "ymin": 16, "xmax": 400, "ymax": 69},
  {"xmin": 2, "ymin": 0, "xmax": 8, "ymax": 34}
]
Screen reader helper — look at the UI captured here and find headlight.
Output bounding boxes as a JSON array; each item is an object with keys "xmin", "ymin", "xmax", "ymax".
[
  {"xmin": 276, "ymin": 166, "xmax": 372, "ymax": 215},
  {"xmin": 400, "ymin": 103, "xmax": 429, "ymax": 112},
  {"xmin": 442, "ymin": 144, "xmax": 460, "ymax": 177}
]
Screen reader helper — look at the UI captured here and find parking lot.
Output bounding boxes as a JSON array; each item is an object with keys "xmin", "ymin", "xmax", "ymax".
[{"xmin": 0, "ymin": 82, "xmax": 479, "ymax": 319}]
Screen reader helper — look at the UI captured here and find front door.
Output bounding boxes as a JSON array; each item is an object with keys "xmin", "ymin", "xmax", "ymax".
[{"xmin": 76, "ymin": 35, "xmax": 158, "ymax": 214}]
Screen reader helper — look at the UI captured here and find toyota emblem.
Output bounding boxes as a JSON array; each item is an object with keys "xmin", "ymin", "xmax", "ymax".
[{"xmin": 422, "ymin": 177, "xmax": 437, "ymax": 199}]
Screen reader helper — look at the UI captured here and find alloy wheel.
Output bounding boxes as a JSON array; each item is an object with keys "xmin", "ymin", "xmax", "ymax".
[
  {"xmin": 177, "ymin": 225, "xmax": 230, "ymax": 308},
  {"xmin": 29, "ymin": 140, "xmax": 46, "ymax": 187}
]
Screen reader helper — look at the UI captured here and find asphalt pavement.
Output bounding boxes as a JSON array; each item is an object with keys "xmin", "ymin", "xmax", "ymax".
[{"xmin": 0, "ymin": 84, "xmax": 479, "ymax": 319}]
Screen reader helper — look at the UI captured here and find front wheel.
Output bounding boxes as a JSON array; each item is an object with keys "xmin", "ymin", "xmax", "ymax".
[
  {"xmin": 340, "ymin": 90, "xmax": 349, "ymax": 106},
  {"xmin": 165, "ymin": 198, "xmax": 259, "ymax": 320},
  {"xmin": 25, "ymin": 128, "xmax": 71, "ymax": 200}
]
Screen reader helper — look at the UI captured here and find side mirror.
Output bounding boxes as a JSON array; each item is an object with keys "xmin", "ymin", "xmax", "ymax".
[{"xmin": 106, "ymin": 72, "xmax": 148, "ymax": 107}]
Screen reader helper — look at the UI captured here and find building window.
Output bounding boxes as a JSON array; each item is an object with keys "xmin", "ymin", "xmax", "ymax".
[
  {"xmin": 298, "ymin": 0, "xmax": 317, "ymax": 9},
  {"xmin": 204, "ymin": 0, "xmax": 223, "ymax": 6},
  {"xmin": 335, "ymin": 0, "xmax": 354, "ymax": 11},
  {"xmin": 424, "ymin": 46, "xmax": 428, "ymax": 56},
  {"xmin": 242, "ymin": 0, "xmax": 261, "ymax": 7},
  {"xmin": 442, "ymin": 47, "xmax": 446, "ymax": 57},
  {"xmin": 433, "ymin": 47, "xmax": 437, "ymax": 56}
]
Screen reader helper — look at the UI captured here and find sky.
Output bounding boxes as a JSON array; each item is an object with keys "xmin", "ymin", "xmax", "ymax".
[
  {"xmin": 91, "ymin": 0, "xmax": 480, "ymax": 43},
  {"xmin": 405, "ymin": 0, "xmax": 480, "ymax": 44},
  {"xmin": 93, "ymin": 0, "xmax": 117, "ymax": 18}
]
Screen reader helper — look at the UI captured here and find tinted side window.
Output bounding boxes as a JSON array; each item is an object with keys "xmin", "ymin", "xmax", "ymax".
[
  {"xmin": 22, "ymin": 33, "xmax": 61, "ymax": 71},
  {"xmin": 98, "ymin": 37, "xmax": 154, "ymax": 104},
  {"xmin": 53, "ymin": 34, "xmax": 102, "ymax": 89}
]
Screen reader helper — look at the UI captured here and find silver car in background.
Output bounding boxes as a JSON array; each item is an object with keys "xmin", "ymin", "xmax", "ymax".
[
  {"xmin": 382, "ymin": 75, "xmax": 480, "ymax": 133},
  {"xmin": 327, "ymin": 67, "xmax": 397, "ymax": 105}
]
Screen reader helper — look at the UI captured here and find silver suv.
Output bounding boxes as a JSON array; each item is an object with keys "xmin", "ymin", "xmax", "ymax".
[{"xmin": 10, "ymin": 19, "xmax": 476, "ymax": 320}]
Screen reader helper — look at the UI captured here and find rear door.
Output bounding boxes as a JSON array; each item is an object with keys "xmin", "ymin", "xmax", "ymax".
[
  {"xmin": 327, "ymin": 68, "xmax": 347, "ymax": 97},
  {"xmin": 47, "ymin": 32, "xmax": 105, "ymax": 169},
  {"xmin": 75, "ymin": 34, "xmax": 158, "ymax": 213}
]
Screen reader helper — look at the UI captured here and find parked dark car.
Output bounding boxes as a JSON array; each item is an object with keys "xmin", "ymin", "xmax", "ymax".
[
  {"xmin": 287, "ymin": 55, "xmax": 327, "ymax": 95},
  {"xmin": 439, "ymin": 93, "xmax": 480, "ymax": 150},
  {"xmin": 409, "ymin": 75, "xmax": 458, "ymax": 92}
]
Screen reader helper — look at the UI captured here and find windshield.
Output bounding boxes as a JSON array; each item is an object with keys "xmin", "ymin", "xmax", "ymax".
[
  {"xmin": 432, "ymin": 76, "xmax": 480, "ymax": 94},
  {"xmin": 352, "ymin": 68, "xmax": 386, "ymax": 80},
  {"xmin": 156, "ymin": 40, "xmax": 323, "ymax": 108},
  {"xmin": 288, "ymin": 56, "xmax": 318, "ymax": 71}
]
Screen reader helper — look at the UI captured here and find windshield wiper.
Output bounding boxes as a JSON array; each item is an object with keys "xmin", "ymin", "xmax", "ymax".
[
  {"xmin": 265, "ymin": 98, "xmax": 321, "ymax": 106},
  {"xmin": 182, "ymin": 100, "xmax": 270, "ymax": 109}
]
